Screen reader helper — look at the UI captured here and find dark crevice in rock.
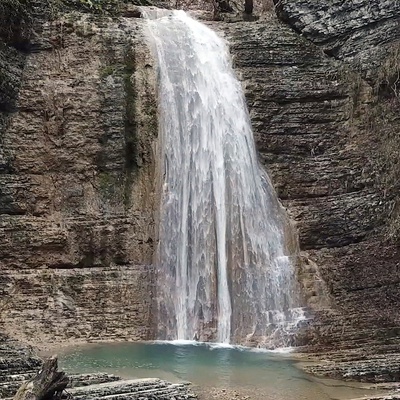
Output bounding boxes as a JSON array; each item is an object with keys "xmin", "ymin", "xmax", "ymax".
[
  {"xmin": 273, "ymin": 94, "xmax": 349, "ymax": 104},
  {"xmin": 0, "ymin": 210, "xmax": 27, "ymax": 216},
  {"xmin": 122, "ymin": 9, "xmax": 142, "ymax": 18},
  {"xmin": 47, "ymin": 262, "xmax": 76, "ymax": 269},
  {"xmin": 0, "ymin": 103, "xmax": 16, "ymax": 113},
  {"xmin": 279, "ymin": 186, "xmax": 367, "ymax": 201},
  {"xmin": 347, "ymin": 280, "xmax": 400, "ymax": 293}
]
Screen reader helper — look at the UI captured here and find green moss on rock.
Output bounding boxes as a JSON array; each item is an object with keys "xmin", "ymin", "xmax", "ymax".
[
  {"xmin": 0, "ymin": 0, "xmax": 35, "ymax": 45},
  {"xmin": 98, "ymin": 171, "xmax": 119, "ymax": 198},
  {"xmin": 61, "ymin": 0, "xmax": 152, "ymax": 15}
]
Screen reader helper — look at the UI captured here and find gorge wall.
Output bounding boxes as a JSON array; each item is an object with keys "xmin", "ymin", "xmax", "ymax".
[
  {"xmin": 0, "ymin": 0, "xmax": 399, "ymax": 365},
  {"xmin": 270, "ymin": 0, "xmax": 400, "ymax": 357},
  {"xmin": 221, "ymin": 0, "xmax": 400, "ymax": 359},
  {"xmin": 0, "ymin": 3, "xmax": 158, "ymax": 345}
]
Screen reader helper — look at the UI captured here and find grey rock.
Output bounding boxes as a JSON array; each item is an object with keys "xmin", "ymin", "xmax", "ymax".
[
  {"xmin": 0, "ymin": 335, "xmax": 41, "ymax": 398},
  {"xmin": 69, "ymin": 378, "xmax": 197, "ymax": 400},
  {"xmin": 274, "ymin": 0, "xmax": 400, "ymax": 80},
  {"xmin": 217, "ymin": 0, "xmax": 400, "ymax": 374},
  {"xmin": 0, "ymin": 13, "xmax": 158, "ymax": 346}
]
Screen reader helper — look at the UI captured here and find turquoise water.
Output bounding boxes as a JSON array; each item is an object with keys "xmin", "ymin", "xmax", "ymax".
[{"xmin": 59, "ymin": 342, "xmax": 379, "ymax": 400}]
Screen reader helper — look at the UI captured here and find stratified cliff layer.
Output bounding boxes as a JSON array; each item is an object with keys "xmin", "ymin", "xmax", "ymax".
[
  {"xmin": 0, "ymin": 4, "xmax": 157, "ymax": 345},
  {"xmin": 274, "ymin": 0, "xmax": 400, "ymax": 80},
  {"xmin": 235, "ymin": 0, "xmax": 399, "ymax": 380}
]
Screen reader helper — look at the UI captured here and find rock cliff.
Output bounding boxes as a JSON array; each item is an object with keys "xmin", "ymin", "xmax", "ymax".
[
  {"xmin": 0, "ymin": 3, "xmax": 157, "ymax": 345},
  {"xmin": 274, "ymin": 0, "xmax": 400, "ymax": 80},
  {"xmin": 262, "ymin": 0, "xmax": 400, "ymax": 379}
]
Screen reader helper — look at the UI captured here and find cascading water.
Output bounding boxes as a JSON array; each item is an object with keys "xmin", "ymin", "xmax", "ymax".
[{"xmin": 145, "ymin": 10, "xmax": 305, "ymax": 347}]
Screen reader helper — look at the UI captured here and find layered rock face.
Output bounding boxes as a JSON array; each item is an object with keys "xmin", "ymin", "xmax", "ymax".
[
  {"xmin": 220, "ymin": 0, "xmax": 400, "ymax": 379},
  {"xmin": 268, "ymin": 0, "xmax": 400, "ymax": 361},
  {"xmin": 274, "ymin": 0, "xmax": 400, "ymax": 80},
  {"xmin": 0, "ymin": 7, "xmax": 157, "ymax": 345},
  {"xmin": 0, "ymin": 335, "xmax": 41, "ymax": 399}
]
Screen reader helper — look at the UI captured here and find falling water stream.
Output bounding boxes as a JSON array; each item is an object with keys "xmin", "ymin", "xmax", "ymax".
[{"xmin": 145, "ymin": 10, "xmax": 305, "ymax": 347}]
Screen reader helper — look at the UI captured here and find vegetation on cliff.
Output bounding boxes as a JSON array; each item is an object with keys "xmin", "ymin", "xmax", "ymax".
[
  {"xmin": 0, "ymin": 0, "xmax": 35, "ymax": 45},
  {"xmin": 373, "ymin": 43, "xmax": 400, "ymax": 241},
  {"xmin": 62, "ymin": 0, "xmax": 151, "ymax": 14}
]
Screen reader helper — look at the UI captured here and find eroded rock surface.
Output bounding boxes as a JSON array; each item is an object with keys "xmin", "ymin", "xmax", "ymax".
[
  {"xmin": 0, "ymin": 9, "xmax": 158, "ymax": 345},
  {"xmin": 1, "ymin": 0, "xmax": 400, "ymax": 386},
  {"xmin": 225, "ymin": 0, "xmax": 400, "ymax": 381},
  {"xmin": 68, "ymin": 378, "xmax": 197, "ymax": 400},
  {"xmin": 211, "ymin": 0, "xmax": 400, "ymax": 379},
  {"xmin": 273, "ymin": 0, "xmax": 400, "ymax": 79},
  {"xmin": 0, "ymin": 335, "xmax": 41, "ymax": 399}
]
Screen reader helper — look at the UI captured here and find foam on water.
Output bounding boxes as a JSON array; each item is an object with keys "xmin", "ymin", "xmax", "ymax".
[{"xmin": 154, "ymin": 339, "xmax": 294, "ymax": 354}]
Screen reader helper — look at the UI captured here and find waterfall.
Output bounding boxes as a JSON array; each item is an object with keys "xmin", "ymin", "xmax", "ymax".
[{"xmin": 145, "ymin": 10, "xmax": 305, "ymax": 347}]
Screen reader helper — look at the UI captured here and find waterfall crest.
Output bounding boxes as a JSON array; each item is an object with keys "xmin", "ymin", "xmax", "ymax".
[{"xmin": 145, "ymin": 10, "xmax": 305, "ymax": 347}]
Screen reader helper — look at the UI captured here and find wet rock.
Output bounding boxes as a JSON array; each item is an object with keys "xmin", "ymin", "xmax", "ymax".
[
  {"xmin": 303, "ymin": 354, "xmax": 400, "ymax": 383},
  {"xmin": 0, "ymin": 0, "xmax": 399, "ymax": 386},
  {"xmin": 218, "ymin": 19, "xmax": 384, "ymax": 251},
  {"xmin": 68, "ymin": 373, "xmax": 121, "ymax": 387},
  {"xmin": 0, "ymin": 335, "xmax": 42, "ymax": 399},
  {"xmin": 215, "ymin": 0, "xmax": 400, "ymax": 373}
]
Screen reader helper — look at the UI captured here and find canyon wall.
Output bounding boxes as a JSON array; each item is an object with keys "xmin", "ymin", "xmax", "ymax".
[
  {"xmin": 266, "ymin": 0, "xmax": 400, "ymax": 357},
  {"xmin": 0, "ymin": 0, "xmax": 399, "ymax": 369},
  {"xmin": 0, "ymin": 4, "xmax": 157, "ymax": 345}
]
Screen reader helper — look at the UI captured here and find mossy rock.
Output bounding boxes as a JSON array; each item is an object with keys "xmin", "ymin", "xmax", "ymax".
[
  {"xmin": 61, "ymin": 0, "xmax": 153, "ymax": 15},
  {"xmin": 0, "ymin": 0, "xmax": 35, "ymax": 45}
]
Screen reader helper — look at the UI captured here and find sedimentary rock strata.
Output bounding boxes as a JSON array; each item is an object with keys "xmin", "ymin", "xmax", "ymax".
[
  {"xmin": 273, "ymin": 0, "xmax": 400, "ymax": 79},
  {"xmin": 0, "ymin": 335, "xmax": 41, "ymax": 399},
  {"xmin": 0, "ymin": 7, "xmax": 157, "ymax": 345}
]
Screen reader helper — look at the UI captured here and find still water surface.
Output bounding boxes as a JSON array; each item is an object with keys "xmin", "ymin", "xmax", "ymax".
[{"xmin": 60, "ymin": 341, "xmax": 379, "ymax": 400}]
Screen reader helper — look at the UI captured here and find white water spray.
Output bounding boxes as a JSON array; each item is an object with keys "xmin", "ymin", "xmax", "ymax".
[{"xmin": 145, "ymin": 10, "xmax": 305, "ymax": 347}]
